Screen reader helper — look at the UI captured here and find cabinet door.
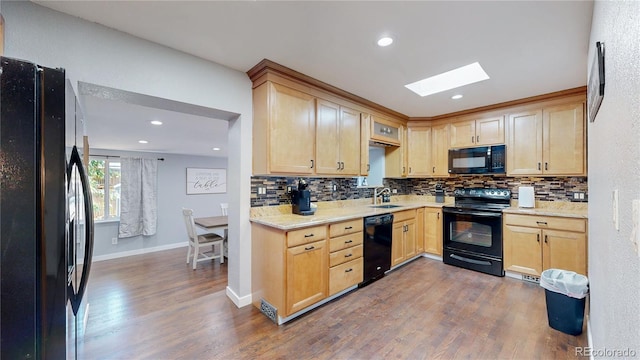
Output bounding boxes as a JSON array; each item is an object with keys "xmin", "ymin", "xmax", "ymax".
[
  {"xmin": 503, "ymin": 225, "xmax": 543, "ymax": 276},
  {"xmin": 315, "ymin": 99, "xmax": 341, "ymax": 175},
  {"xmin": 285, "ymin": 240, "xmax": 328, "ymax": 315},
  {"xmin": 269, "ymin": 83, "xmax": 316, "ymax": 174},
  {"xmin": 476, "ymin": 116, "xmax": 504, "ymax": 145},
  {"xmin": 360, "ymin": 113, "xmax": 371, "ymax": 175},
  {"xmin": 415, "ymin": 208, "xmax": 425, "ymax": 254},
  {"xmin": 391, "ymin": 222, "xmax": 405, "ymax": 267},
  {"xmin": 407, "ymin": 127, "xmax": 432, "ymax": 176},
  {"xmin": 507, "ymin": 109, "xmax": 543, "ymax": 175},
  {"xmin": 329, "ymin": 257, "xmax": 364, "ymax": 295},
  {"xmin": 424, "ymin": 208, "xmax": 443, "ymax": 256},
  {"xmin": 404, "ymin": 219, "xmax": 417, "ymax": 259},
  {"xmin": 385, "ymin": 125, "xmax": 407, "ymax": 178},
  {"xmin": 339, "ymin": 106, "xmax": 361, "ymax": 175},
  {"xmin": 543, "ymin": 230, "xmax": 587, "ymax": 275},
  {"xmin": 431, "ymin": 124, "xmax": 450, "ymax": 177},
  {"xmin": 543, "ymin": 102, "xmax": 585, "ymax": 175},
  {"xmin": 450, "ymin": 120, "xmax": 475, "ymax": 148}
]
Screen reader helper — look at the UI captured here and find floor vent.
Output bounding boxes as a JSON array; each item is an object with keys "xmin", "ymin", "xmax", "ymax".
[
  {"xmin": 260, "ymin": 299, "xmax": 277, "ymax": 323},
  {"xmin": 522, "ymin": 274, "xmax": 540, "ymax": 283}
]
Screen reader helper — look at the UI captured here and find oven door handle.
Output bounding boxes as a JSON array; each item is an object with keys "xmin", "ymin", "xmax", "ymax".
[
  {"xmin": 450, "ymin": 254, "xmax": 492, "ymax": 266},
  {"xmin": 443, "ymin": 208, "xmax": 502, "ymax": 218}
]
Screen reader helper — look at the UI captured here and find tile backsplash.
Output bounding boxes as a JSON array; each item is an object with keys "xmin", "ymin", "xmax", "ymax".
[{"xmin": 251, "ymin": 176, "xmax": 588, "ymax": 207}]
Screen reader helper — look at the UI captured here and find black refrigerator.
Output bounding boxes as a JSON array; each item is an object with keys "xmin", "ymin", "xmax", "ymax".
[{"xmin": 0, "ymin": 57, "xmax": 94, "ymax": 359}]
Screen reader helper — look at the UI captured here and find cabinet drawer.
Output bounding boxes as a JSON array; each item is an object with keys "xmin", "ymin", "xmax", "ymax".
[
  {"xmin": 504, "ymin": 214, "xmax": 585, "ymax": 233},
  {"xmin": 287, "ymin": 225, "xmax": 327, "ymax": 247},
  {"xmin": 329, "ymin": 257, "xmax": 363, "ymax": 295},
  {"xmin": 393, "ymin": 209, "xmax": 416, "ymax": 223},
  {"xmin": 329, "ymin": 232, "xmax": 364, "ymax": 252},
  {"xmin": 329, "ymin": 218, "xmax": 363, "ymax": 237},
  {"xmin": 329, "ymin": 244, "xmax": 363, "ymax": 267}
]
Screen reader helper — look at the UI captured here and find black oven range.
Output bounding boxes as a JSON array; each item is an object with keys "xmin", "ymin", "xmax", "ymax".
[{"xmin": 442, "ymin": 188, "xmax": 511, "ymax": 277}]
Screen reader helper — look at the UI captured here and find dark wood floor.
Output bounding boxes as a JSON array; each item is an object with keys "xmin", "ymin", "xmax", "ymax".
[{"xmin": 80, "ymin": 248, "xmax": 587, "ymax": 359}]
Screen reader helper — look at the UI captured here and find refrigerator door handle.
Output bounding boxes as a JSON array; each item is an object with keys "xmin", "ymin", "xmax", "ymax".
[{"xmin": 67, "ymin": 145, "xmax": 95, "ymax": 315}]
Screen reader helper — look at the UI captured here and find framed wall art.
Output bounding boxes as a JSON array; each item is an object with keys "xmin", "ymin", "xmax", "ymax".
[
  {"xmin": 186, "ymin": 168, "xmax": 226, "ymax": 194},
  {"xmin": 587, "ymin": 41, "xmax": 605, "ymax": 123}
]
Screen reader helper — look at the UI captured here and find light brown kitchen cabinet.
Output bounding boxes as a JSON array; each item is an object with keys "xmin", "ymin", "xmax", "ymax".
[
  {"xmin": 391, "ymin": 210, "xmax": 417, "ymax": 267},
  {"xmin": 370, "ymin": 115, "xmax": 402, "ymax": 146},
  {"xmin": 385, "ymin": 125, "xmax": 407, "ymax": 178},
  {"xmin": 286, "ymin": 239, "xmax": 329, "ymax": 315},
  {"xmin": 360, "ymin": 113, "xmax": 371, "ymax": 175},
  {"xmin": 450, "ymin": 116, "xmax": 504, "ymax": 148},
  {"xmin": 407, "ymin": 127, "xmax": 431, "ymax": 176},
  {"xmin": 423, "ymin": 207, "xmax": 443, "ymax": 256},
  {"xmin": 251, "ymin": 223, "xmax": 328, "ymax": 319},
  {"xmin": 328, "ymin": 218, "xmax": 364, "ymax": 295},
  {"xmin": 503, "ymin": 213, "xmax": 587, "ymax": 277},
  {"xmin": 253, "ymin": 81, "xmax": 316, "ymax": 175},
  {"xmin": 315, "ymin": 100, "xmax": 361, "ymax": 175},
  {"xmin": 507, "ymin": 102, "xmax": 585, "ymax": 176},
  {"xmin": 406, "ymin": 124, "xmax": 450, "ymax": 177},
  {"xmin": 415, "ymin": 208, "xmax": 425, "ymax": 254}
]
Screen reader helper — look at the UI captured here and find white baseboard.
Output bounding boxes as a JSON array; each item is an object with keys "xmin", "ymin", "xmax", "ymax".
[
  {"xmin": 91, "ymin": 242, "xmax": 188, "ymax": 262},
  {"xmin": 587, "ymin": 315, "xmax": 594, "ymax": 360},
  {"xmin": 422, "ymin": 253, "xmax": 443, "ymax": 261},
  {"xmin": 226, "ymin": 286, "xmax": 252, "ymax": 308}
]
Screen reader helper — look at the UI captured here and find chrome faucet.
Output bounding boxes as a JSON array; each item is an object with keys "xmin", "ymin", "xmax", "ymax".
[{"xmin": 373, "ymin": 187, "xmax": 391, "ymax": 205}]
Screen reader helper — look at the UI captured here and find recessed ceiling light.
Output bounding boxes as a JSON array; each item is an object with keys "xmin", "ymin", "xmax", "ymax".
[
  {"xmin": 377, "ymin": 36, "xmax": 394, "ymax": 47},
  {"xmin": 150, "ymin": 120, "xmax": 163, "ymax": 125},
  {"xmin": 451, "ymin": 94, "xmax": 463, "ymax": 100},
  {"xmin": 405, "ymin": 62, "xmax": 490, "ymax": 97},
  {"xmin": 212, "ymin": 147, "xmax": 221, "ymax": 151},
  {"xmin": 138, "ymin": 140, "xmax": 148, "ymax": 144}
]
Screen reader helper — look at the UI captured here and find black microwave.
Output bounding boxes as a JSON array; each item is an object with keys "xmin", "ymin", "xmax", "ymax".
[{"xmin": 448, "ymin": 145, "xmax": 506, "ymax": 174}]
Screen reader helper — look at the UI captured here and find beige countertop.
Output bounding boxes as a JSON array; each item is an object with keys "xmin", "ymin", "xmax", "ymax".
[
  {"xmin": 250, "ymin": 196, "xmax": 453, "ymax": 231},
  {"xmin": 250, "ymin": 197, "xmax": 588, "ymax": 230},
  {"xmin": 503, "ymin": 200, "xmax": 588, "ymax": 219}
]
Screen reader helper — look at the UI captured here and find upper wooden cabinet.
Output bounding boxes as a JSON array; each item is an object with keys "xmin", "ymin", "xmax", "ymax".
[
  {"xmin": 450, "ymin": 116, "xmax": 504, "ymax": 148},
  {"xmin": 315, "ymin": 100, "xmax": 361, "ymax": 175},
  {"xmin": 253, "ymin": 82, "xmax": 316, "ymax": 175},
  {"xmin": 507, "ymin": 102, "xmax": 585, "ymax": 176},
  {"xmin": 406, "ymin": 124, "xmax": 450, "ymax": 178},
  {"xmin": 385, "ymin": 125, "xmax": 407, "ymax": 178},
  {"xmin": 370, "ymin": 115, "xmax": 402, "ymax": 146}
]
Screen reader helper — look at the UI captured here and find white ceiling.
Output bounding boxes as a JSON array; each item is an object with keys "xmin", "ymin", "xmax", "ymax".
[{"xmin": 37, "ymin": 0, "xmax": 594, "ymax": 157}]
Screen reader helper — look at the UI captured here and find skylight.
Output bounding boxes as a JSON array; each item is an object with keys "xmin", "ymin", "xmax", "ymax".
[{"xmin": 405, "ymin": 62, "xmax": 490, "ymax": 97}]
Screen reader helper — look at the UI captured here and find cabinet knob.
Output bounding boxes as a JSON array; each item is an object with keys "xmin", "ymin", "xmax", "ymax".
[
  {"xmin": 304, "ymin": 245, "xmax": 315, "ymax": 251},
  {"xmin": 472, "ymin": 136, "xmax": 475, "ymax": 143},
  {"xmin": 476, "ymin": 135, "xmax": 479, "ymax": 143},
  {"xmin": 304, "ymin": 234, "xmax": 314, "ymax": 238},
  {"xmin": 545, "ymin": 162, "xmax": 548, "ymax": 171},
  {"xmin": 536, "ymin": 221, "xmax": 548, "ymax": 226},
  {"xmin": 538, "ymin": 162, "xmax": 541, "ymax": 170},
  {"xmin": 537, "ymin": 234, "xmax": 540, "ymax": 243},
  {"xmin": 345, "ymin": 239, "xmax": 353, "ymax": 244},
  {"xmin": 345, "ymin": 226, "xmax": 353, "ymax": 230},
  {"xmin": 337, "ymin": 162, "xmax": 341, "ymax": 170},
  {"xmin": 310, "ymin": 159, "xmax": 314, "ymax": 169},
  {"xmin": 345, "ymin": 253, "xmax": 353, "ymax": 258},
  {"xmin": 544, "ymin": 235, "xmax": 548, "ymax": 244},
  {"xmin": 345, "ymin": 268, "xmax": 353, "ymax": 273}
]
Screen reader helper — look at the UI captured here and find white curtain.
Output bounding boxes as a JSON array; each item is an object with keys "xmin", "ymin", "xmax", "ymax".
[{"xmin": 118, "ymin": 157, "xmax": 158, "ymax": 238}]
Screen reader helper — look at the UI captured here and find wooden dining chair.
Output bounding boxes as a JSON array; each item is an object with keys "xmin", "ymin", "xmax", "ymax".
[
  {"xmin": 182, "ymin": 208, "xmax": 224, "ymax": 269},
  {"xmin": 220, "ymin": 202, "xmax": 228, "ymax": 216}
]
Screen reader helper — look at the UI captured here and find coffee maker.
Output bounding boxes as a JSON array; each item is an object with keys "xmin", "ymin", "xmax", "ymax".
[{"xmin": 292, "ymin": 179, "xmax": 314, "ymax": 215}]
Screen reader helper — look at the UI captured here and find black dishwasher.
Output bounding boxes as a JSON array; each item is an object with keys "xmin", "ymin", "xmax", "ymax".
[{"xmin": 360, "ymin": 213, "xmax": 393, "ymax": 287}]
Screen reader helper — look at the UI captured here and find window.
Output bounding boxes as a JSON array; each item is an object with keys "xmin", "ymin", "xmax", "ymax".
[{"xmin": 88, "ymin": 158, "xmax": 121, "ymax": 221}]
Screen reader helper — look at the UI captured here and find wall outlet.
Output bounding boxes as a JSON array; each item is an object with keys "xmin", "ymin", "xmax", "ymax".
[
  {"xmin": 112, "ymin": 237, "xmax": 118, "ymax": 245},
  {"xmin": 332, "ymin": 184, "xmax": 337, "ymax": 191},
  {"xmin": 257, "ymin": 187, "xmax": 266, "ymax": 195},
  {"xmin": 286, "ymin": 186, "xmax": 292, "ymax": 193},
  {"xmin": 392, "ymin": 189, "xmax": 398, "ymax": 194}
]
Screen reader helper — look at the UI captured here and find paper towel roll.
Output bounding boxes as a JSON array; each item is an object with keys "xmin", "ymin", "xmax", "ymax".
[{"xmin": 519, "ymin": 186, "xmax": 535, "ymax": 208}]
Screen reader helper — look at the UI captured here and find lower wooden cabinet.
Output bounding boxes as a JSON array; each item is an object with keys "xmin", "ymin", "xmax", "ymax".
[
  {"xmin": 286, "ymin": 239, "xmax": 328, "ymax": 315},
  {"xmin": 391, "ymin": 210, "xmax": 417, "ymax": 267},
  {"xmin": 503, "ymin": 213, "xmax": 587, "ymax": 276},
  {"xmin": 328, "ymin": 219, "xmax": 364, "ymax": 295},
  {"xmin": 423, "ymin": 207, "xmax": 443, "ymax": 256}
]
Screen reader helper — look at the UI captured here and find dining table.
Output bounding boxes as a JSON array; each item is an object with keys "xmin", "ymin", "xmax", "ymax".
[{"xmin": 194, "ymin": 215, "xmax": 228, "ymax": 257}]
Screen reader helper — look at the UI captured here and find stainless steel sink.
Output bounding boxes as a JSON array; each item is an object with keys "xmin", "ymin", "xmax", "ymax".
[{"xmin": 370, "ymin": 204, "xmax": 402, "ymax": 209}]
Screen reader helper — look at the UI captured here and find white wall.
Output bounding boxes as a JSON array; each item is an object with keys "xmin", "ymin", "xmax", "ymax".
[
  {"xmin": 588, "ymin": 1, "xmax": 640, "ymax": 354},
  {"xmin": 3, "ymin": 1, "xmax": 253, "ymax": 307},
  {"xmin": 90, "ymin": 150, "xmax": 228, "ymax": 260}
]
